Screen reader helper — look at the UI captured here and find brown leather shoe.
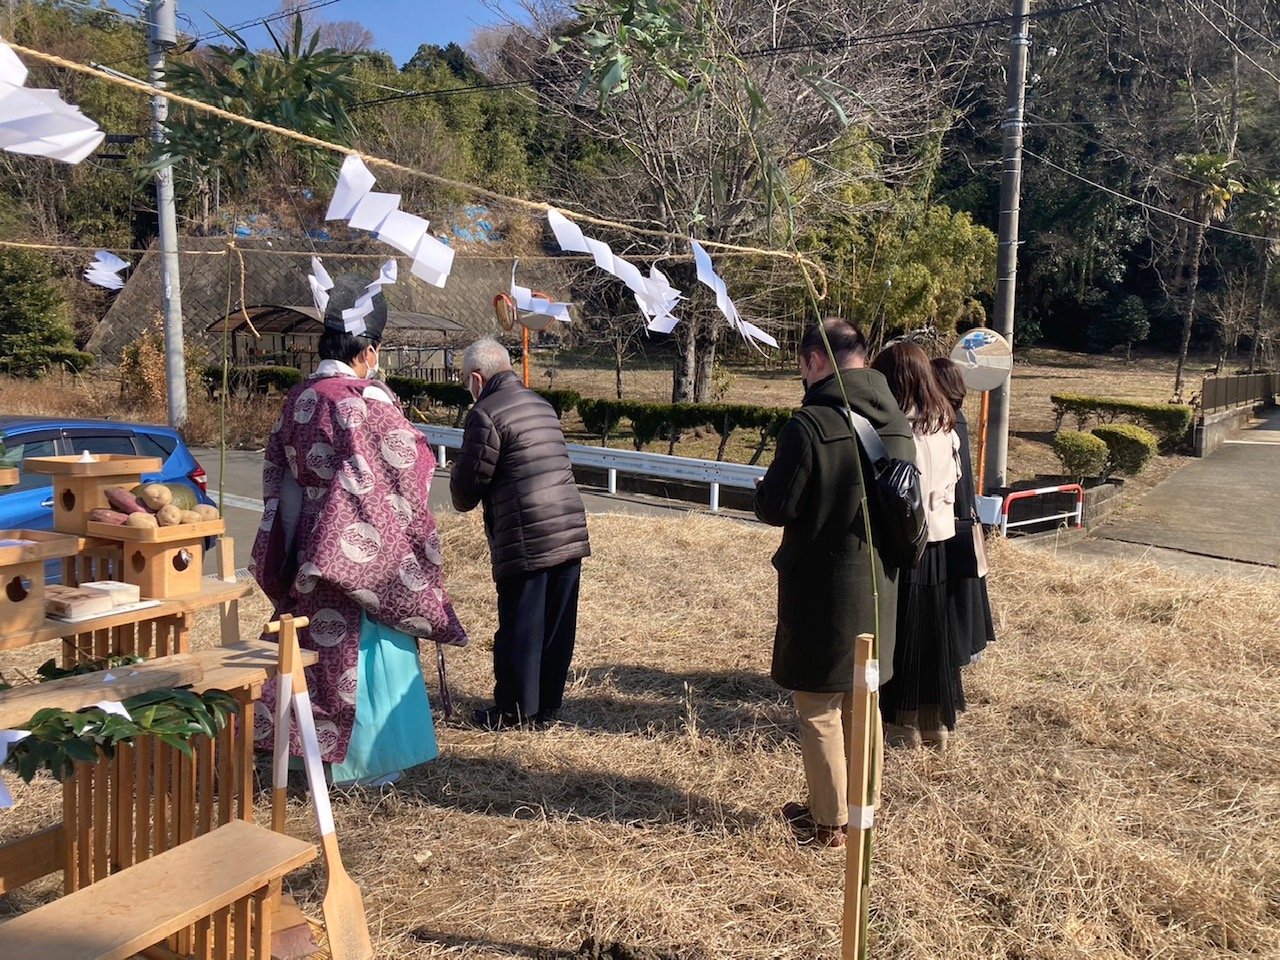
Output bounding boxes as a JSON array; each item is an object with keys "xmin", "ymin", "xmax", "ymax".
[
  {"xmin": 811, "ymin": 823, "xmax": 847, "ymax": 849},
  {"xmin": 781, "ymin": 802, "xmax": 815, "ymax": 832}
]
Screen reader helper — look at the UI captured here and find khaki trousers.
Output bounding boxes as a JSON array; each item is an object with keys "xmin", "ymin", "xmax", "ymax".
[{"xmin": 793, "ymin": 690, "xmax": 883, "ymax": 828}]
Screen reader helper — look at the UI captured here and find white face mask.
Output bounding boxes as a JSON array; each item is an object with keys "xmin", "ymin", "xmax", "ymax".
[{"xmin": 467, "ymin": 373, "xmax": 482, "ymax": 402}]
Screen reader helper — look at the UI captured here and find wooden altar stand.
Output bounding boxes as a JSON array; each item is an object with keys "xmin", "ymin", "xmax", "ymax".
[{"xmin": 0, "ymin": 461, "xmax": 323, "ymax": 959}]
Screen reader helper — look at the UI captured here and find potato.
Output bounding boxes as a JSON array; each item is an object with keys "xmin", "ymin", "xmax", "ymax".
[
  {"xmin": 126, "ymin": 512, "xmax": 158, "ymax": 529},
  {"xmin": 139, "ymin": 483, "xmax": 174, "ymax": 511},
  {"xmin": 155, "ymin": 504, "xmax": 183, "ymax": 526},
  {"xmin": 192, "ymin": 504, "xmax": 220, "ymax": 521},
  {"xmin": 179, "ymin": 510, "xmax": 204, "ymax": 525}
]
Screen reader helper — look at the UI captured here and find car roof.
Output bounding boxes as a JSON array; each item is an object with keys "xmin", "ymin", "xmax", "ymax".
[{"xmin": 0, "ymin": 416, "xmax": 182, "ymax": 439}]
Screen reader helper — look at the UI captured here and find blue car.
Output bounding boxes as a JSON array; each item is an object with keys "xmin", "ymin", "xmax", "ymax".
[{"xmin": 0, "ymin": 416, "xmax": 213, "ymax": 534}]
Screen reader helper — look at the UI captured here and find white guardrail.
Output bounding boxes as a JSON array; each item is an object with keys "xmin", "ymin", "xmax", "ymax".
[{"xmin": 416, "ymin": 424, "xmax": 766, "ymax": 513}]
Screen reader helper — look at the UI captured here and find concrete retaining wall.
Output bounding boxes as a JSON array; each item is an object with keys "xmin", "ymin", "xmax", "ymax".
[{"xmin": 1194, "ymin": 403, "xmax": 1269, "ymax": 457}]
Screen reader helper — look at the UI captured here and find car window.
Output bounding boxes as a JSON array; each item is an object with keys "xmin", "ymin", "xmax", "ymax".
[
  {"xmin": 0, "ymin": 438, "xmax": 61, "ymax": 491},
  {"xmin": 66, "ymin": 434, "xmax": 137, "ymax": 456},
  {"xmin": 134, "ymin": 433, "xmax": 177, "ymax": 460}
]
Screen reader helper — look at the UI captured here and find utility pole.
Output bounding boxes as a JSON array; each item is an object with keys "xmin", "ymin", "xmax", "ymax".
[
  {"xmin": 982, "ymin": 0, "xmax": 1031, "ymax": 492},
  {"xmin": 148, "ymin": 0, "xmax": 187, "ymax": 427}
]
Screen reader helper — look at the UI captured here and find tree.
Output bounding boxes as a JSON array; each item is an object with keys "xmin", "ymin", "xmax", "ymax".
[
  {"xmin": 0, "ymin": 249, "xmax": 90, "ymax": 376},
  {"xmin": 1242, "ymin": 179, "xmax": 1280, "ymax": 372},
  {"xmin": 403, "ymin": 42, "xmax": 479, "ymax": 79},
  {"xmin": 1207, "ymin": 273, "xmax": 1254, "ymax": 373},
  {"xmin": 318, "ymin": 20, "xmax": 377, "ymax": 53},
  {"xmin": 1088, "ymin": 294, "xmax": 1150, "ymax": 361},
  {"xmin": 1170, "ymin": 153, "xmax": 1244, "ymax": 399},
  {"xmin": 160, "ymin": 16, "xmax": 360, "ymax": 229},
  {"xmin": 506, "ymin": 0, "xmax": 976, "ymax": 402}
]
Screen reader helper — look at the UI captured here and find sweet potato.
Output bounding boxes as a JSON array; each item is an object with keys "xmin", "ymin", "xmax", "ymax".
[
  {"xmin": 89, "ymin": 508, "xmax": 129, "ymax": 525},
  {"xmin": 105, "ymin": 486, "xmax": 147, "ymax": 515},
  {"xmin": 126, "ymin": 512, "xmax": 158, "ymax": 529}
]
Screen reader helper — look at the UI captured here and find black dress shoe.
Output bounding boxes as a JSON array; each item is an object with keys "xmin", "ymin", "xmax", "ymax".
[
  {"xmin": 471, "ymin": 707, "xmax": 523, "ymax": 730},
  {"xmin": 532, "ymin": 708, "xmax": 561, "ymax": 728}
]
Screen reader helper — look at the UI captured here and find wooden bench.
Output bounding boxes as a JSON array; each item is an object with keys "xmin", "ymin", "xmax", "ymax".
[{"xmin": 0, "ymin": 819, "xmax": 316, "ymax": 960}]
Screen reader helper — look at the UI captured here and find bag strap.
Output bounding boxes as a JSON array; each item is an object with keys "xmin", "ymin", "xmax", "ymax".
[{"xmin": 844, "ymin": 407, "xmax": 892, "ymax": 466}]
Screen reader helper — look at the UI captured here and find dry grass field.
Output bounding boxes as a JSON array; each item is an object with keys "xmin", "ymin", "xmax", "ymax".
[{"xmin": 3, "ymin": 510, "xmax": 1277, "ymax": 958}]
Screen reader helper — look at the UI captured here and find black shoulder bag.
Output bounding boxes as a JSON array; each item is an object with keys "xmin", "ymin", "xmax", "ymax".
[{"xmin": 845, "ymin": 408, "xmax": 928, "ymax": 569}]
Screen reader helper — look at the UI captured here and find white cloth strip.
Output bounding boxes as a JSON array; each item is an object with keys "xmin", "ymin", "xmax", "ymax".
[
  {"xmin": 848, "ymin": 804, "xmax": 875, "ymax": 830},
  {"xmin": 326, "ymin": 154, "xmax": 376, "ymax": 221},
  {"xmin": 0, "ymin": 730, "xmax": 30, "ymax": 809},
  {"xmin": 272, "ymin": 673, "xmax": 292, "ymax": 790},
  {"xmin": 691, "ymin": 237, "xmax": 777, "ymax": 349},
  {"xmin": 855, "ymin": 661, "xmax": 880, "ymax": 694},
  {"xmin": 292, "ymin": 690, "xmax": 337, "ymax": 836}
]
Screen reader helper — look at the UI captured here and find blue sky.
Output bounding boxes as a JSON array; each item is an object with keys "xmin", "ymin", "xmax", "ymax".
[{"xmin": 111, "ymin": 1, "xmax": 512, "ymax": 67}]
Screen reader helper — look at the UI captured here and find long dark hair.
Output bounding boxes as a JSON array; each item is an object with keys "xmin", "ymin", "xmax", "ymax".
[
  {"xmin": 930, "ymin": 357, "xmax": 967, "ymax": 413},
  {"xmin": 872, "ymin": 342, "xmax": 955, "ymax": 434}
]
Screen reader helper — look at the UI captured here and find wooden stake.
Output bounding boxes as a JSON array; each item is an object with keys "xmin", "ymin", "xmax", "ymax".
[
  {"xmin": 841, "ymin": 633, "xmax": 877, "ymax": 960},
  {"xmin": 268, "ymin": 614, "xmax": 373, "ymax": 960}
]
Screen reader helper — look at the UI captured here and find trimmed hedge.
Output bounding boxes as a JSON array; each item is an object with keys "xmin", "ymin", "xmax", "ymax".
[
  {"xmin": 1091, "ymin": 423, "xmax": 1159, "ymax": 477},
  {"xmin": 535, "ymin": 389, "xmax": 582, "ymax": 419},
  {"xmin": 574, "ymin": 398, "xmax": 789, "ymax": 460},
  {"xmin": 1051, "ymin": 430, "xmax": 1109, "ymax": 479},
  {"xmin": 1050, "ymin": 393, "xmax": 1194, "ymax": 449},
  {"xmin": 202, "ymin": 364, "xmax": 303, "ymax": 396}
]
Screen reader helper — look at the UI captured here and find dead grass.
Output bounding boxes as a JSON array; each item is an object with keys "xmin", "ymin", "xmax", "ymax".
[
  {"xmin": 8, "ymin": 510, "xmax": 1275, "ymax": 958},
  {"xmin": 0, "ymin": 373, "xmax": 281, "ymax": 451}
]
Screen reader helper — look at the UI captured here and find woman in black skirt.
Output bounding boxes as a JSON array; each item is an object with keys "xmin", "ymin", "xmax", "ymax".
[
  {"xmin": 931, "ymin": 357, "xmax": 997, "ymax": 667},
  {"xmin": 871, "ymin": 343, "xmax": 964, "ymax": 749}
]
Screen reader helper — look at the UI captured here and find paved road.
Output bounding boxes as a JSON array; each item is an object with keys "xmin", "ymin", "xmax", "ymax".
[
  {"xmin": 192, "ymin": 448, "xmax": 751, "ymax": 571},
  {"xmin": 1024, "ymin": 409, "xmax": 1280, "ymax": 578}
]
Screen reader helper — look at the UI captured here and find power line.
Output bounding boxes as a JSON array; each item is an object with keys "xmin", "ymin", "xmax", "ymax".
[
  {"xmin": 190, "ymin": 0, "xmax": 342, "ymax": 44},
  {"xmin": 353, "ymin": 0, "xmax": 1123, "ymax": 110},
  {"xmin": 1023, "ymin": 112, "xmax": 1223, "ymax": 189},
  {"xmin": 1024, "ymin": 148, "xmax": 1268, "ymax": 241},
  {"xmin": 1185, "ymin": 0, "xmax": 1280, "ymax": 88},
  {"xmin": 91, "ymin": 0, "xmax": 345, "ymax": 70}
]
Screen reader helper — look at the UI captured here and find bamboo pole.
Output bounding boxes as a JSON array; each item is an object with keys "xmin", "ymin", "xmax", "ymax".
[{"xmin": 841, "ymin": 633, "xmax": 879, "ymax": 960}]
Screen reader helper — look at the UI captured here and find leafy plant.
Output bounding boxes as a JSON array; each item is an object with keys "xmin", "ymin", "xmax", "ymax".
[
  {"xmin": 1051, "ymin": 431, "xmax": 1109, "ymax": 479},
  {"xmin": 5, "ymin": 688, "xmax": 239, "ymax": 783},
  {"xmin": 158, "ymin": 15, "xmax": 360, "ymax": 224},
  {"xmin": 1050, "ymin": 393, "xmax": 1193, "ymax": 450},
  {"xmin": 1091, "ymin": 424, "xmax": 1159, "ymax": 477}
]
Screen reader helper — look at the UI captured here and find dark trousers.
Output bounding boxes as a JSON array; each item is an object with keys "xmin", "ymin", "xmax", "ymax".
[{"xmin": 493, "ymin": 560, "xmax": 581, "ymax": 718}]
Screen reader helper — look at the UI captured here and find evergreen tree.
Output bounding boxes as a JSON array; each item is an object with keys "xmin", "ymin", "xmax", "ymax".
[{"xmin": 0, "ymin": 249, "xmax": 90, "ymax": 376}]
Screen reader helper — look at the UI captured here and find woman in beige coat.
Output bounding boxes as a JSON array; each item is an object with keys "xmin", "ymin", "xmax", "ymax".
[{"xmin": 871, "ymin": 342, "xmax": 964, "ymax": 749}]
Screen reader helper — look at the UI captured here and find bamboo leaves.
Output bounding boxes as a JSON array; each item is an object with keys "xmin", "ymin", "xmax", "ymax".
[{"xmin": 5, "ymin": 688, "xmax": 238, "ymax": 783}]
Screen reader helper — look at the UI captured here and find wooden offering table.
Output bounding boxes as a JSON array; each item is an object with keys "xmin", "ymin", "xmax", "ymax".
[
  {"xmin": 0, "ymin": 499, "xmax": 325, "ymax": 959},
  {"xmin": 0, "ymin": 640, "xmax": 320, "ymax": 959}
]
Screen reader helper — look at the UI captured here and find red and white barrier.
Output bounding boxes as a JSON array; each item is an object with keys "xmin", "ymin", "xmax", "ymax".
[{"xmin": 998, "ymin": 483, "xmax": 1085, "ymax": 537}]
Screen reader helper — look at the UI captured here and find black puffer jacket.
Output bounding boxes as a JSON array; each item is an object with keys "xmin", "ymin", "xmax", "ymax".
[{"xmin": 450, "ymin": 371, "xmax": 590, "ymax": 580}]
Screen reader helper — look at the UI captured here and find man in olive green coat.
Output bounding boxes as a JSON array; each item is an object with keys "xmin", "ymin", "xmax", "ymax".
[{"xmin": 754, "ymin": 318, "xmax": 915, "ymax": 848}]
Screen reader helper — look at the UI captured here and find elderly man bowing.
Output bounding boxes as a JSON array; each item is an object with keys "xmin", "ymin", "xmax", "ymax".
[{"xmin": 450, "ymin": 338, "xmax": 591, "ymax": 729}]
